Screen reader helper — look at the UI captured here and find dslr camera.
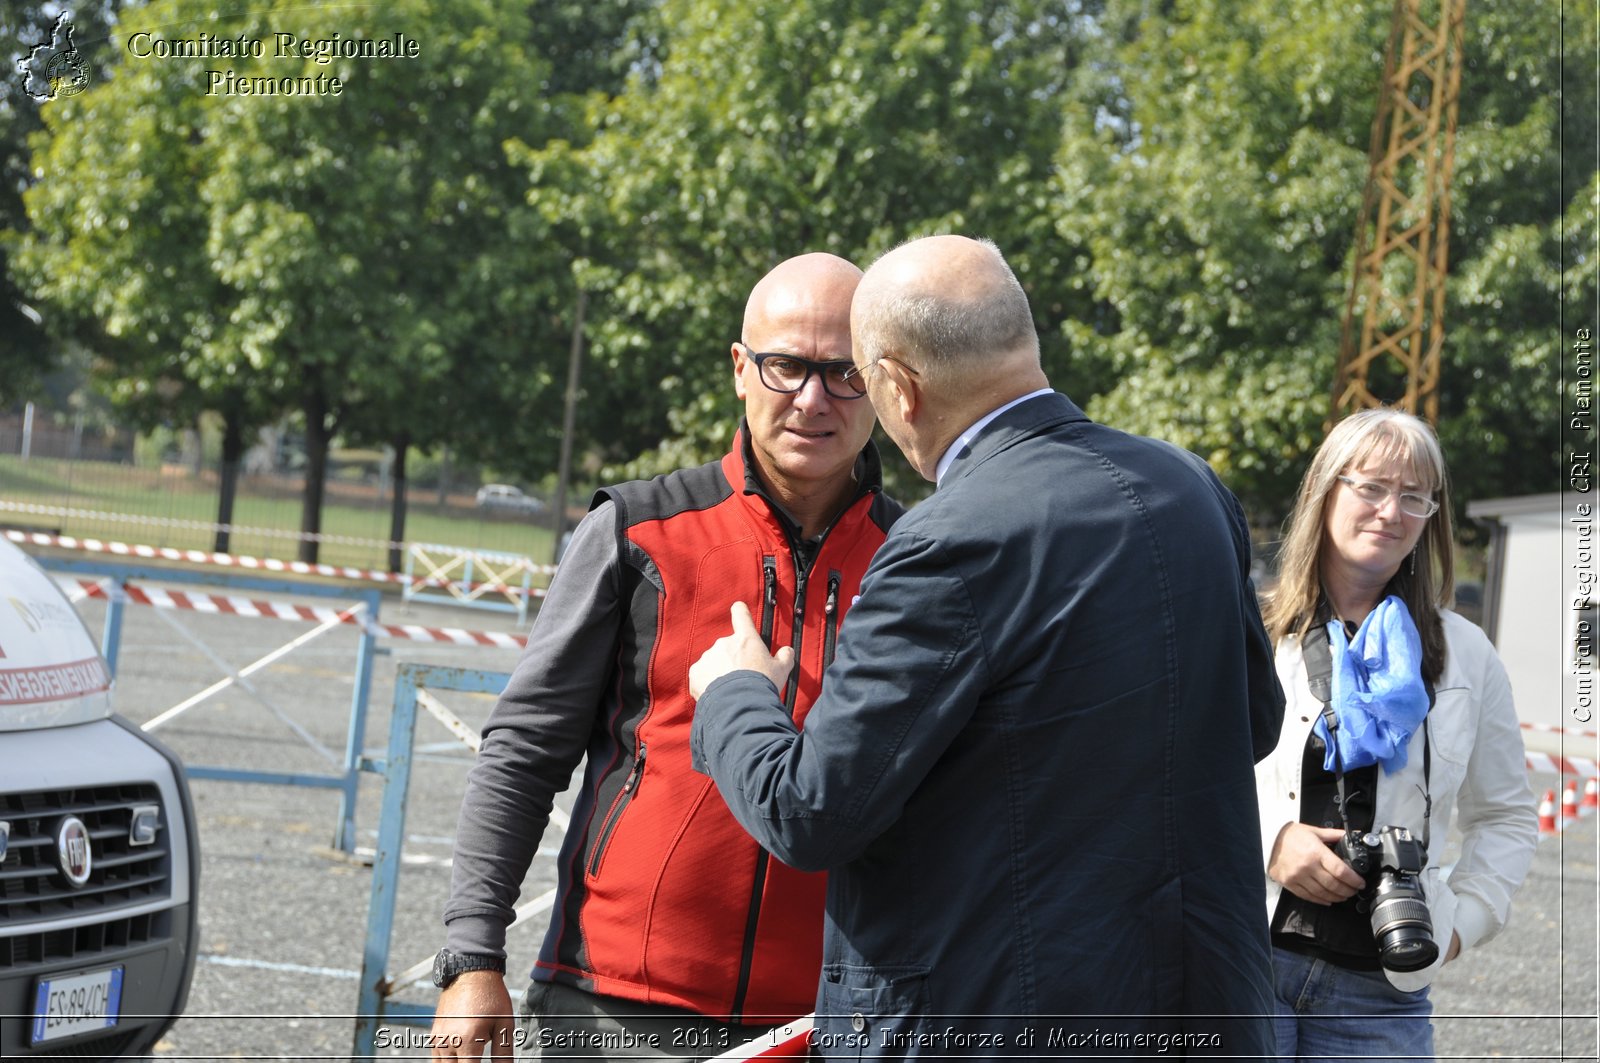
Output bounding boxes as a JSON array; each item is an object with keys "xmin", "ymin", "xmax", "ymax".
[{"xmin": 1334, "ymin": 825, "xmax": 1439, "ymax": 972}]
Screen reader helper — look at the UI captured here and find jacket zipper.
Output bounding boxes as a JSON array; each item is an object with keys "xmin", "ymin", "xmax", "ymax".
[
  {"xmin": 586, "ymin": 744, "xmax": 646, "ymax": 878},
  {"xmin": 822, "ymin": 571, "xmax": 841, "ymax": 668},
  {"xmin": 759, "ymin": 556, "xmax": 778, "ymax": 645},
  {"xmin": 729, "ymin": 847, "xmax": 769, "ymax": 1023},
  {"xmin": 732, "ymin": 505, "xmax": 863, "ymax": 1019},
  {"xmin": 782, "ymin": 563, "xmax": 809, "ymax": 712},
  {"xmin": 729, "ymin": 554, "xmax": 788, "ymax": 1017}
]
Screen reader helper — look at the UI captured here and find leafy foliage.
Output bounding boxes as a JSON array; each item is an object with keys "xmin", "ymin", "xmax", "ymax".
[
  {"xmin": 13, "ymin": 0, "xmax": 603, "ymax": 557},
  {"xmin": 1053, "ymin": 0, "xmax": 1589, "ymax": 521},
  {"xmin": 0, "ymin": 2, "xmax": 132, "ymax": 404},
  {"xmin": 6, "ymin": 0, "xmax": 1581, "ymax": 535},
  {"xmin": 516, "ymin": 0, "xmax": 1098, "ymax": 496}
]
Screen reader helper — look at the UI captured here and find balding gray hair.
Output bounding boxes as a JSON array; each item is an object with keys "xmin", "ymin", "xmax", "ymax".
[{"xmin": 854, "ymin": 237, "xmax": 1038, "ymax": 380}]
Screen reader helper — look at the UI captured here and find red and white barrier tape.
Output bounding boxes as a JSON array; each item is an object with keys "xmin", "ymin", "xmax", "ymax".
[
  {"xmin": 6, "ymin": 529, "xmax": 552, "ymax": 595},
  {"xmin": 73, "ymin": 579, "xmax": 528, "ymax": 650},
  {"xmin": 1521, "ymin": 720, "xmax": 1600, "ymax": 739},
  {"xmin": 1524, "ymin": 752, "xmax": 1599, "ymax": 778},
  {"xmin": 1521, "ymin": 693, "xmax": 1599, "ymax": 780},
  {"xmin": 39, "ymin": 539, "xmax": 1600, "ymax": 735},
  {"xmin": 371, "ymin": 622, "xmax": 526, "ymax": 650}
]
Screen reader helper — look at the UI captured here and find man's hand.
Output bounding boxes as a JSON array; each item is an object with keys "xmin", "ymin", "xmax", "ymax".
[
  {"xmin": 1267, "ymin": 822, "xmax": 1366, "ymax": 905},
  {"xmin": 689, "ymin": 602, "xmax": 795, "ymax": 700},
  {"xmin": 431, "ymin": 970, "xmax": 514, "ymax": 1060}
]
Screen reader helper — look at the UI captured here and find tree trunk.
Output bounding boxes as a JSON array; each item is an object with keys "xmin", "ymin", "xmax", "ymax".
[
  {"xmin": 436, "ymin": 447, "xmax": 452, "ymax": 506},
  {"xmin": 214, "ymin": 410, "xmax": 245, "ymax": 554},
  {"xmin": 299, "ymin": 390, "xmax": 331, "ymax": 564},
  {"xmin": 388, "ymin": 432, "xmax": 410, "ymax": 573}
]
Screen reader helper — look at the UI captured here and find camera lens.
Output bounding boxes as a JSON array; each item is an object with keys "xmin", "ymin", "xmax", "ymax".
[{"xmin": 1369, "ymin": 884, "xmax": 1439, "ymax": 972}]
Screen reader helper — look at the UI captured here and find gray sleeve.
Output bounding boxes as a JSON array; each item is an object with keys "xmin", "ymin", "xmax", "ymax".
[{"xmin": 442, "ymin": 500, "xmax": 624, "ymax": 958}]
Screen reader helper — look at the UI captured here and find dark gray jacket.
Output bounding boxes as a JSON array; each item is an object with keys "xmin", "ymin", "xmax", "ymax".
[{"xmin": 692, "ymin": 393, "xmax": 1283, "ymax": 1058}]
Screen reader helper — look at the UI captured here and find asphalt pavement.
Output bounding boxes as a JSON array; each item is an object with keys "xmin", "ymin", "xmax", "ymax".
[{"xmin": 47, "ymin": 570, "xmax": 1600, "ymax": 1060}]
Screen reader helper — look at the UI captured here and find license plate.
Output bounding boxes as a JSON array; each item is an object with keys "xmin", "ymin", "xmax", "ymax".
[{"xmin": 31, "ymin": 966, "xmax": 123, "ymax": 1045}]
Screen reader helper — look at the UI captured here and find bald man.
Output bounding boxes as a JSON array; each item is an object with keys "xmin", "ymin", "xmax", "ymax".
[
  {"xmin": 690, "ymin": 236, "xmax": 1284, "ymax": 1057},
  {"xmin": 431, "ymin": 253, "xmax": 902, "ymax": 1060}
]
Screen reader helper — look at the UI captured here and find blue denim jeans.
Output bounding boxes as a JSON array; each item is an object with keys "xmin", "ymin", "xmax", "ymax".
[{"xmin": 1271, "ymin": 947, "xmax": 1434, "ymax": 1061}]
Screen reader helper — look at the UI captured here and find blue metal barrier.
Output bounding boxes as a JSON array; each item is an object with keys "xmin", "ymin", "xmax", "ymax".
[
  {"xmin": 402, "ymin": 542, "xmax": 537, "ymax": 624},
  {"xmin": 43, "ymin": 557, "xmax": 383, "ymax": 853},
  {"xmin": 353, "ymin": 663, "xmax": 512, "ymax": 1057}
]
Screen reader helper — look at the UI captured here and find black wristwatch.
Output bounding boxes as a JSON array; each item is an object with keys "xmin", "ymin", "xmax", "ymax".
[{"xmin": 431, "ymin": 948, "xmax": 506, "ymax": 989}]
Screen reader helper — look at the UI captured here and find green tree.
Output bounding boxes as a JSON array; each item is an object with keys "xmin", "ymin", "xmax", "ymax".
[
  {"xmin": 12, "ymin": 0, "xmax": 271, "ymax": 548},
  {"xmin": 0, "ymin": 2, "xmax": 132, "ymax": 406},
  {"xmin": 1052, "ymin": 0, "xmax": 1590, "ymax": 521},
  {"xmin": 14, "ymin": 0, "xmax": 597, "ymax": 562},
  {"xmin": 197, "ymin": 0, "xmax": 578, "ymax": 564},
  {"xmin": 518, "ymin": 0, "xmax": 1102, "ymax": 499}
]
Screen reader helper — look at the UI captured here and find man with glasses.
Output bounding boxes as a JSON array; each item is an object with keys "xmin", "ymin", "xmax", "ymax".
[
  {"xmin": 429, "ymin": 253, "xmax": 901, "ymax": 1060},
  {"xmin": 689, "ymin": 236, "xmax": 1284, "ymax": 1057}
]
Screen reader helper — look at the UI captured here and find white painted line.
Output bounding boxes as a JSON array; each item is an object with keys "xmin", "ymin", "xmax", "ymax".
[{"xmin": 201, "ymin": 954, "xmax": 359, "ymax": 980}]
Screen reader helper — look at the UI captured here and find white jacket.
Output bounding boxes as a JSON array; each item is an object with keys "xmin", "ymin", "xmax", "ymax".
[{"xmin": 1256, "ymin": 610, "xmax": 1539, "ymax": 991}]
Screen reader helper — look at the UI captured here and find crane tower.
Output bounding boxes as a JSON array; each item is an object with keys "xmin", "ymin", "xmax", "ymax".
[{"xmin": 1330, "ymin": 0, "xmax": 1467, "ymax": 425}]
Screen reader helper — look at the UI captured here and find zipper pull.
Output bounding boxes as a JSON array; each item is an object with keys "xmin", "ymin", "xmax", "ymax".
[
  {"xmin": 760, "ymin": 557, "xmax": 779, "ymax": 645},
  {"xmin": 623, "ymin": 745, "xmax": 647, "ymax": 792},
  {"xmin": 822, "ymin": 573, "xmax": 842, "ymax": 670}
]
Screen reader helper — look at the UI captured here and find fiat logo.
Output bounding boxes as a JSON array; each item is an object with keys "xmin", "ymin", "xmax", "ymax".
[{"xmin": 55, "ymin": 816, "xmax": 92, "ymax": 887}]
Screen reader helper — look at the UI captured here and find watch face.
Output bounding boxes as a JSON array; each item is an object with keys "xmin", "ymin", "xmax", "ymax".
[{"xmin": 432, "ymin": 950, "xmax": 449, "ymax": 986}]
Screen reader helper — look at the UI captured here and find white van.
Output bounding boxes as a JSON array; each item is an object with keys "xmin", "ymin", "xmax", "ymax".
[{"xmin": 0, "ymin": 537, "xmax": 198, "ymax": 1057}]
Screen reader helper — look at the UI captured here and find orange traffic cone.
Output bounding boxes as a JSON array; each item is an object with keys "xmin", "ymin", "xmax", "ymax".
[
  {"xmin": 1538, "ymin": 789, "xmax": 1557, "ymax": 834},
  {"xmin": 1562, "ymin": 779, "xmax": 1580, "ymax": 821},
  {"xmin": 1585, "ymin": 777, "xmax": 1599, "ymax": 814}
]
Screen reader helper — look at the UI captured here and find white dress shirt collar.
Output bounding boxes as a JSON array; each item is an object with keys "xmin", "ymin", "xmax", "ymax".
[{"xmin": 934, "ymin": 388, "xmax": 1054, "ymax": 486}]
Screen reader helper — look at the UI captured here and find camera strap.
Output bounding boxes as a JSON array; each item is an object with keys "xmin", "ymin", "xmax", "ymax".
[{"xmin": 1303, "ymin": 625, "xmax": 1435, "ymax": 852}]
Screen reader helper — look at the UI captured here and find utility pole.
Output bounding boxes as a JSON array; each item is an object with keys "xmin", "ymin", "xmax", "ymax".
[{"xmin": 549, "ymin": 288, "xmax": 588, "ymax": 567}]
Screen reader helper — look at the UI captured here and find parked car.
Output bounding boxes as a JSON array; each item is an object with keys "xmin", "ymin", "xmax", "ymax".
[
  {"xmin": 0, "ymin": 538, "xmax": 199, "ymax": 1057},
  {"xmin": 474, "ymin": 483, "xmax": 545, "ymax": 515}
]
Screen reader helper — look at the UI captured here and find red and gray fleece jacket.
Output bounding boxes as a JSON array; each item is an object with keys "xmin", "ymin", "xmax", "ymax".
[{"xmin": 443, "ymin": 428, "xmax": 902, "ymax": 1022}]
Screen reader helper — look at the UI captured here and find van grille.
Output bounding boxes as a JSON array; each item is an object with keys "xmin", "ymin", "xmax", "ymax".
[{"xmin": 0, "ymin": 784, "xmax": 171, "ymax": 932}]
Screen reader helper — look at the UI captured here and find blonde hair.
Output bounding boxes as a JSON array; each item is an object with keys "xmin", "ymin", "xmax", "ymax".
[{"xmin": 1264, "ymin": 408, "xmax": 1455, "ymax": 682}]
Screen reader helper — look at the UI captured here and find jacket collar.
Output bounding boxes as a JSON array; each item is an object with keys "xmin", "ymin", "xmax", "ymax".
[{"xmin": 937, "ymin": 391, "xmax": 1089, "ymax": 489}]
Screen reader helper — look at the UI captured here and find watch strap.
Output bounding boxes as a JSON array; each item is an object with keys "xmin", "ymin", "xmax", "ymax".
[{"xmin": 433, "ymin": 949, "xmax": 506, "ymax": 988}]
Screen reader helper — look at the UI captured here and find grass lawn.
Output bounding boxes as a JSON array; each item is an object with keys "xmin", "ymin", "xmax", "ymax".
[{"xmin": 0, "ymin": 455, "xmax": 560, "ymax": 574}]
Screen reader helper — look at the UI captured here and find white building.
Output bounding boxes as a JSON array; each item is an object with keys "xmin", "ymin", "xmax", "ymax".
[{"xmin": 1467, "ymin": 493, "xmax": 1597, "ymax": 767}]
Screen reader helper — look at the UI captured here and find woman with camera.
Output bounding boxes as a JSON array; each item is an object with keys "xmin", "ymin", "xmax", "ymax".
[{"xmin": 1257, "ymin": 408, "xmax": 1538, "ymax": 1059}]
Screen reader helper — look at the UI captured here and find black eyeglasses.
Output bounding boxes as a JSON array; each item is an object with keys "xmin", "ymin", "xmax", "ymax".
[
  {"xmin": 838, "ymin": 356, "xmax": 920, "ymax": 396},
  {"xmin": 744, "ymin": 348, "xmax": 866, "ymax": 401},
  {"xmin": 1336, "ymin": 476, "xmax": 1439, "ymax": 518}
]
